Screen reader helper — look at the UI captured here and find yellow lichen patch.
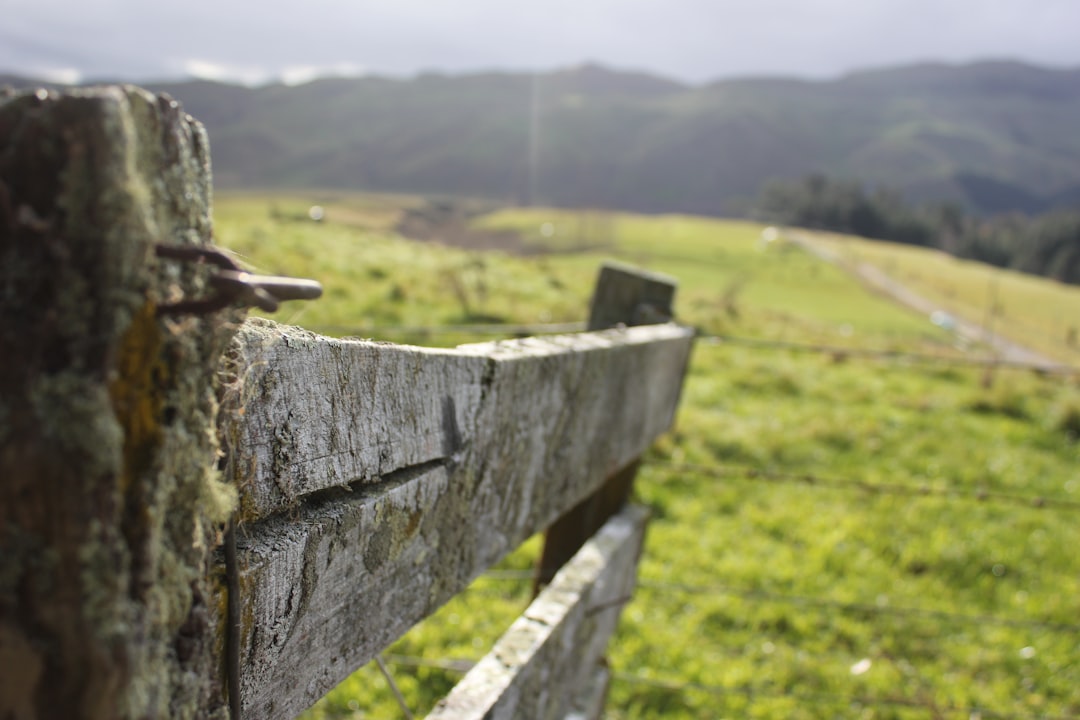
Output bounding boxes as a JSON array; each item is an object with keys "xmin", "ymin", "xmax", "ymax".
[
  {"xmin": 108, "ymin": 300, "xmax": 166, "ymax": 495},
  {"xmin": 405, "ymin": 508, "xmax": 423, "ymax": 537}
]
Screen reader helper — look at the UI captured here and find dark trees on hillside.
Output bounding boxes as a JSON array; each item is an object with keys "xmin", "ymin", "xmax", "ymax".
[
  {"xmin": 755, "ymin": 174, "xmax": 1080, "ymax": 284},
  {"xmin": 1012, "ymin": 213, "xmax": 1080, "ymax": 283}
]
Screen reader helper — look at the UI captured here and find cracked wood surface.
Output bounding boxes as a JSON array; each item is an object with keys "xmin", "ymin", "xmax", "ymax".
[
  {"xmin": 0, "ymin": 85, "xmax": 237, "ymax": 720},
  {"xmin": 223, "ymin": 318, "xmax": 693, "ymax": 523},
  {"xmin": 426, "ymin": 504, "xmax": 649, "ymax": 720},
  {"xmin": 221, "ymin": 318, "xmax": 693, "ymax": 718}
]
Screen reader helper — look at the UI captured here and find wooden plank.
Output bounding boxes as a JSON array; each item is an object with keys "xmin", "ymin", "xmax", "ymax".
[
  {"xmin": 224, "ymin": 318, "xmax": 693, "ymax": 523},
  {"xmin": 425, "ymin": 505, "xmax": 649, "ymax": 720},
  {"xmin": 223, "ymin": 318, "xmax": 486, "ymax": 522},
  {"xmin": 564, "ymin": 664, "xmax": 611, "ymax": 720},
  {"xmin": 225, "ymin": 321, "xmax": 693, "ymax": 718},
  {"xmin": 536, "ymin": 262, "xmax": 680, "ymax": 591}
]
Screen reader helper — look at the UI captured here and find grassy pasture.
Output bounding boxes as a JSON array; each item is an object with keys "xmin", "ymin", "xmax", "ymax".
[{"xmin": 213, "ymin": 193, "xmax": 1080, "ymax": 719}]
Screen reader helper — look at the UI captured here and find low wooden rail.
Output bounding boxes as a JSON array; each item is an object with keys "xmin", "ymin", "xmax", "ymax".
[{"xmin": 0, "ymin": 86, "xmax": 693, "ymax": 719}]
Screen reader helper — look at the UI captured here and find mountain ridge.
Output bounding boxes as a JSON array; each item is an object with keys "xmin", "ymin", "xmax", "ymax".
[{"xmin": 4, "ymin": 60, "xmax": 1079, "ymax": 216}]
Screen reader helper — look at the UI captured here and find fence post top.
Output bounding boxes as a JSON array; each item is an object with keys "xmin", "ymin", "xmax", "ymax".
[{"xmin": 589, "ymin": 262, "xmax": 678, "ymax": 331}]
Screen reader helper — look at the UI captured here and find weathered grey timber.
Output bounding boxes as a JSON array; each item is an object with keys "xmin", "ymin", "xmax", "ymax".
[
  {"xmin": 536, "ymin": 262, "xmax": 680, "ymax": 593},
  {"xmin": 223, "ymin": 319, "xmax": 693, "ymax": 523},
  {"xmin": 222, "ymin": 320, "xmax": 694, "ymax": 718},
  {"xmin": 222, "ymin": 319, "xmax": 485, "ymax": 521},
  {"xmin": 426, "ymin": 504, "xmax": 649, "ymax": 720},
  {"xmin": 566, "ymin": 665, "xmax": 612, "ymax": 720},
  {"xmin": 1, "ymin": 85, "xmax": 695, "ymax": 720},
  {"xmin": 587, "ymin": 262, "xmax": 677, "ymax": 330},
  {"xmin": 0, "ymin": 87, "xmax": 238, "ymax": 719}
]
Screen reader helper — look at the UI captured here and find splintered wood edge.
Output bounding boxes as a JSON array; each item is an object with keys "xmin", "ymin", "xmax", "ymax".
[
  {"xmin": 223, "ymin": 319, "xmax": 694, "ymax": 521},
  {"xmin": 426, "ymin": 504, "xmax": 649, "ymax": 720}
]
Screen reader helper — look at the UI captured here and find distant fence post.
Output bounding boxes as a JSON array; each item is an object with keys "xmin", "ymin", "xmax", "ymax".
[
  {"xmin": 534, "ymin": 263, "xmax": 678, "ymax": 590},
  {"xmin": 428, "ymin": 263, "xmax": 685, "ymax": 720},
  {"xmin": 0, "ymin": 87, "xmax": 239, "ymax": 719}
]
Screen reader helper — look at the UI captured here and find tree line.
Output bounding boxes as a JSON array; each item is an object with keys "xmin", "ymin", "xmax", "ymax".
[{"xmin": 754, "ymin": 175, "xmax": 1080, "ymax": 285}]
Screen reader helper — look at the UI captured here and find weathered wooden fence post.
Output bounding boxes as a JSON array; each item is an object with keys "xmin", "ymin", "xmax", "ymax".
[
  {"xmin": 427, "ymin": 263, "xmax": 685, "ymax": 720},
  {"xmin": 1, "ymin": 86, "xmax": 694, "ymax": 720},
  {"xmin": 0, "ymin": 86, "xmax": 239, "ymax": 719},
  {"xmin": 535, "ymin": 263, "xmax": 678, "ymax": 589}
]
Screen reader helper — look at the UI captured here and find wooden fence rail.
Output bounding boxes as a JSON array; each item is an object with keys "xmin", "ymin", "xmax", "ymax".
[{"xmin": 0, "ymin": 86, "xmax": 693, "ymax": 720}]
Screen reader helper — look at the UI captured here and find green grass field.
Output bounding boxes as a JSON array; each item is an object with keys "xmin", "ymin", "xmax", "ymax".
[{"xmin": 213, "ymin": 193, "xmax": 1080, "ymax": 719}]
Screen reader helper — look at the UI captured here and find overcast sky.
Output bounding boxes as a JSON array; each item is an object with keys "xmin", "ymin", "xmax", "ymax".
[{"xmin": 2, "ymin": 0, "xmax": 1078, "ymax": 86}]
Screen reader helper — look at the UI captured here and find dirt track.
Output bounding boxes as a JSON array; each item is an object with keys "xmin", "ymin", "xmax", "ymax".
[{"xmin": 787, "ymin": 231, "xmax": 1067, "ymax": 371}]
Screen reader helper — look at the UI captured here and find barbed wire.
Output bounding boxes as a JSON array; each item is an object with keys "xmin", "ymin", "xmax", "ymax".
[
  {"xmin": 631, "ymin": 580, "xmax": 1080, "ymax": 633},
  {"xmin": 306, "ymin": 321, "xmax": 586, "ymax": 337},
  {"xmin": 647, "ymin": 460, "xmax": 1080, "ymax": 512},
  {"xmin": 609, "ymin": 672, "xmax": 1078, "ymax": 720},
  {"xmin": 383, "ymin": 653, "xmax": 475, "ymax": 674},
  {"xmin": 378, "ymin": 653, "xmax": 1076, "ymax": 719},
  {"xmin": 300, "ymin": 319, "xmax": 1078, "ymax": 374},
  {"xmin": 374, "ymin": 655, "xmax": 414, "ymax": 720},
  {"xmin": 469, "ymin": 570, "xmax": 1080, "ymax": 634},
  {"xmin": 697, "ymin": 333, "xmax": 1078, "ymax": 374}
]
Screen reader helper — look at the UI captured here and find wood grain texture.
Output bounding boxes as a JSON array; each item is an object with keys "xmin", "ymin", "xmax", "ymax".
[
  {"xmin": 565, "ymin": 664, "xmax": 612, "ymax": 720},
  {"xmin": 223, "ymin": 318, "xmax": 486, "ymax": 522},
  {"xmin": 223, "ymin": 319, "xmax": 693, "ymax": 717},
  {"xmin": 223, "ymin": 319, "xmax": 693, "ymax": 523},
  {"xmin": 0, "ymin": 86, "xmax": 237, "ymax": 720},
  {"xmin": 536, "ymin": 261, "xmax": 676, "ymax": 592},
  {"xmin": 426, "ymin": 505, "xmax": 649, "ymax": 720}
]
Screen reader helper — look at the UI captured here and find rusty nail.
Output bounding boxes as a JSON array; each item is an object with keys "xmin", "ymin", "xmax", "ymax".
[{"xmin": 155, "ymin": 244, "xmax": 322, "ymax": 316}]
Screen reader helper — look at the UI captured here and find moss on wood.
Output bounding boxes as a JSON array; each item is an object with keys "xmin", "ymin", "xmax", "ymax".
[{"xmin": 0, "ymin": 85, "xmax": 240, "ymax": 719}]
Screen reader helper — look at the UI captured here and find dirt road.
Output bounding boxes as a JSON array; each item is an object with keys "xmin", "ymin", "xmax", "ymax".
[{"xmin": 787, "ymin": 231, "xmax": 1068, "ymax": 371}]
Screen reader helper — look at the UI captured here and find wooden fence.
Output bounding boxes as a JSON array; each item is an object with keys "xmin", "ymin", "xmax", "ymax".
[{"xmin": 0, "ymin": 86, "xmax": 694, "ymax": 719}]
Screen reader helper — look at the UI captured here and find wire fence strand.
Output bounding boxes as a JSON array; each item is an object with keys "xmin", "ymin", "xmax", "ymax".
[
  {"xmin": 375, "ymin": 655, "xmax": 414, "ymax": 720},
  {"xmin": 648, "ymin": 460, "xmax": 1080, "ymax": 512},
  {"xmin": 468, "ymin": 570, "xmax": 1080, "ymax": 634},
  {"xmin": 632, "ymin": 580, "xmax": 1080, "ymax": 633},
  {"xmin": 609, "ymin": 672, "xmax": 1078, "ymax": 720},
  {"xmin": 299, "ymin": 318, "xmax": 1079, "ymax": 374},
  {"xmin": 698, "ymin": 332, "xmax": 1078, "ymax": 374},
  {"xmin": 379, "ymin": 653, "xmax": 1077, "ymax": 719},
  {"xmin": 306, "ymin": 321, "xmax": 586, "ymax": 337}
]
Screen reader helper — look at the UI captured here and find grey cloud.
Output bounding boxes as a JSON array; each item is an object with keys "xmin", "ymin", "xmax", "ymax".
[{"xmin": 2, "ymin": 0, "xmax": 1078, "ymax": 84}]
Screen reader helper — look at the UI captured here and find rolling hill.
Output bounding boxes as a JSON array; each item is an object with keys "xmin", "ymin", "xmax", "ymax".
[{"xmin": 5, "ymin": 61, "xmax": 1079, "ymax": 216}]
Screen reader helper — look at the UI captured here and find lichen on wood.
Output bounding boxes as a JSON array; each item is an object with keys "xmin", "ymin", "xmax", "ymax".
[
  {"xmin": 0, "ymin": 85, "xmax": 240, "ymax": 719},
  {"xmin": 220, "ymin": 320, "xmax": 693, "ymax": 717}
]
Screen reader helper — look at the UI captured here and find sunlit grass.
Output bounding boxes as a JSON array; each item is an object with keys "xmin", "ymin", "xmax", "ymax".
[
  {"xmin": 479, "ymin": 208, "xmax": 953, "ymax": 347},
  {"xmin": 615, "ymin": 344, "xmax": 1080, "ymax": 719},
  {"xmin": 213, "ymin": 194, "xmax": 1080, "ymax": 719}
]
